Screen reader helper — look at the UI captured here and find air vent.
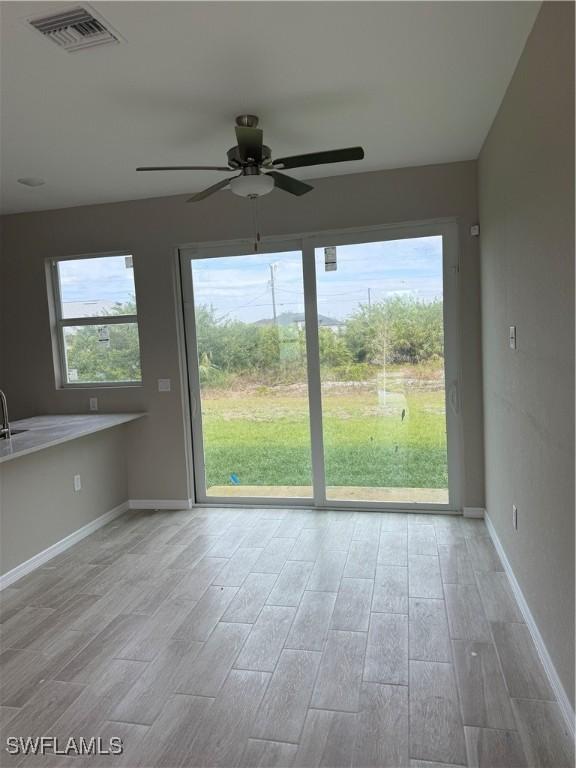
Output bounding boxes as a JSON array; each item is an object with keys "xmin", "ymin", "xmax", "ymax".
[{"xmin": 28, "ymin": 6, "xmax": 121, "ymax": 53}]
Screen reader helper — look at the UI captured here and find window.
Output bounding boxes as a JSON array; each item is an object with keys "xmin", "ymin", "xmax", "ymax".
[{"xmin": 50, "ymin": 254, "xmax": 142, "ymax": 386}]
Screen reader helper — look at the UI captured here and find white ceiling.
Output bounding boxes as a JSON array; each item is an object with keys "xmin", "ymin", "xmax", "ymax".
[{"xmin": 0, "ymin": 1, "xmax": 540, "ymax": 214}]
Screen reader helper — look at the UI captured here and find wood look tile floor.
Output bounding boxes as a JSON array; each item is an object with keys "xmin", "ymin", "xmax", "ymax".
[{"xmin": 1, "ymin": 507, "xmax": 574, "ymax": 768}]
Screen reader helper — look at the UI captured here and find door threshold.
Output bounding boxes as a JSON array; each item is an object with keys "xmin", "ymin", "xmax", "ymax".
[{"xmin": 191, "ymin": 500, "xmax": 461, "ymax": 515}]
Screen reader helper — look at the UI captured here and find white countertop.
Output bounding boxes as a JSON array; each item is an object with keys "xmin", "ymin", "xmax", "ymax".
[{"xmin": 0, "ymin": 413, "xmax": 146, "ymax": 464}]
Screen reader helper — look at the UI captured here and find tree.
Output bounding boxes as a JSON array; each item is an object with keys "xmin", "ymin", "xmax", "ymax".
[
  {"xmin": 64, "ymin": 295, "xmax": 444, "ymax": 387},
  {"xmin": 64, "ymin": 299, "xmax": 141, "ymax": 383},
  {"xmin": 318, "ymin": 327, "xmax": 352, "ymax": 368},
  {"xmin": 344, "ymin": 297, "xmax": 443, "ymax": 366}
]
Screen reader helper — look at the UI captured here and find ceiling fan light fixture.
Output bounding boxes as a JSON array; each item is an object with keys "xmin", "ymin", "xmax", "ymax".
[{"xmin": 229, "ymin": 173, "xmax": 274, "ymax": 198}]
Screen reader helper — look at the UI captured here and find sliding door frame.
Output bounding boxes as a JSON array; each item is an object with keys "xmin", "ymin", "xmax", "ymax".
[
  {"xmin": 180, "ymin": 238, "xmax": 315, "ymax": 507},
  {"xmin": 179, "ymin": 217, "xmax": 463, "ymax": 512}
]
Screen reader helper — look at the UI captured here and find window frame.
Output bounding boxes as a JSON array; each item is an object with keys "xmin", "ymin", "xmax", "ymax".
[{"xmin": 48, "ymin": 251, "xmax": 143, "ymax": 389}]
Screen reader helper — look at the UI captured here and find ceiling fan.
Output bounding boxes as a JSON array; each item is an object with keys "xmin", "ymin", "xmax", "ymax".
[{"xmin": 137, "ymin": 115, "xmax": 364, "ymax": 203}]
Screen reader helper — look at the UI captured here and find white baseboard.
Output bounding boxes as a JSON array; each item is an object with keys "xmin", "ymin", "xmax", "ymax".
[
  {"xmin": 485, "ymin": 513, "xmax": 575, "ymax": 738},
  {"xmin": 463, "ymin": 506, "xmax": 485, "ymax": 518},
  {"xmin": 0, "ymin": 501, "xmax": 129, "ymax": 590},
  {"xmin": 128, "ymin": 499, "xmax": 193, "ymax": 510}
]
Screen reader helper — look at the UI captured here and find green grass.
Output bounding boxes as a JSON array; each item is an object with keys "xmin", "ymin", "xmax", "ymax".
[{"xmin": 201, "ymin": 383, "xmax": 448, "ymax": 490}]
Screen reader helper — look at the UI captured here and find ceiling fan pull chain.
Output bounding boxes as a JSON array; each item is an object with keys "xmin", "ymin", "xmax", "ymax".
[{"xmin": 251, "ymin": 195, "xmax": 261, "ymax": 252}]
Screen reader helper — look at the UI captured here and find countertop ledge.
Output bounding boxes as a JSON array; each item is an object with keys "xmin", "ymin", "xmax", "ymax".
[{"xmin": 0, "ymin": 413, "xmax": 146, "ymax": 464}]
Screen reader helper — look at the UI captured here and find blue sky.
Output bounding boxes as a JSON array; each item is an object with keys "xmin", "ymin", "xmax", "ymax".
[
  {"xmin": 192, "ymin": 236, "xmax": 443, "ymax": 322},
  {"xmin": 59, "ymin": 255, "xmax": 135, "ymax": 315},
  {"xmin": 58, "ymin": 237, "xmax": 443, "ymax": 323}
]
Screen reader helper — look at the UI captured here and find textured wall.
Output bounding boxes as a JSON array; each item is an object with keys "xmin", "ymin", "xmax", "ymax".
[{"xmin": 479, "ymin": 2, "xmax": 574, "ymax": 707}]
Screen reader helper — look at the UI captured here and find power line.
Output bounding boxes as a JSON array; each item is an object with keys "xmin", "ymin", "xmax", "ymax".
[
  {"xmin": 275, "ymin": 285, "xmax": 367, "ymax": 298},
  {"xmin": 208, "ymin": 289, "xmax": 272, "ymax": 321}
]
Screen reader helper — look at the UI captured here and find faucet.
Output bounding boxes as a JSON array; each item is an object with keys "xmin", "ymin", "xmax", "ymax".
[{"xmin": 0, "ymin": 390, "xmax": 10, "ymax": 440}]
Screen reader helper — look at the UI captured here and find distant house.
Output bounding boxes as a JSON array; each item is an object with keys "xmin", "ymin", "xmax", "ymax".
[{"xmin": 62, "ymin": 300, "xmax": 118, "ymax": 317}]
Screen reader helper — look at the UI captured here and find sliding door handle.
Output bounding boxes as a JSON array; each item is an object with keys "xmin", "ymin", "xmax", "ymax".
[{"xmin": 448, "ymin": 382, "xmax": 460, "ymax": 414}]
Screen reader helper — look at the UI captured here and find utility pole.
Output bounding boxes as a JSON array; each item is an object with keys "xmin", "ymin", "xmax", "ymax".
[
  {"xmin": 269, "ymin": 263, "xmax": 278, "ymax": 324},
  {"xmin": 367, "ymin": 287, "xmax": 372, "ymax": 308}
]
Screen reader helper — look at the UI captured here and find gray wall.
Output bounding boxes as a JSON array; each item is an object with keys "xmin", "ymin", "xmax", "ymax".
[
  {"xmin": 0, "ymin": 160, "xmax": 484, "ymax": 506},
  {"xmin": 0, "ymin": 426, "xmax": 128, "ymax": 574},
  {"xmin": 479, "ymin": 2, "xmax": 574, "ymax": 707}
]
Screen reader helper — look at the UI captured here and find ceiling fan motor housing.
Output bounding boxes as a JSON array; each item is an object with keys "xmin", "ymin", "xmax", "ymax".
[{"xmin": 227, "ymin": 145, "xmax": 271, "ymax": 169}]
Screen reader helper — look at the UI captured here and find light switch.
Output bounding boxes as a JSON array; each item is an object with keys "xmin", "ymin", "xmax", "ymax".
[
  {"xmin": 158, "ymin": 379, "xmax": 171, "ymax": 392},
  {"xmin": 509, "ymin": 325, "xmax": 517, "ymax": 350}
]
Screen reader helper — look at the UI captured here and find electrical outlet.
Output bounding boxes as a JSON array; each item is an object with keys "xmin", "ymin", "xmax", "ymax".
[
  {"xmin": 74, "ymin": 474, "xmax": 82, "ymax": 492},
  {"xmin": 158, "ymin": 379, "xmax": 171, "ymax": 392},
  {"xmin": 89, "ymin": 397, "xmax": 98, "ymax": 411},
  {"xmin": 512, "ymin": 504, "xmax": 518, "ymax": 530}
]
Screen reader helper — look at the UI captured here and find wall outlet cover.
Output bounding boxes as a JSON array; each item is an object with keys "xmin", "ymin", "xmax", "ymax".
[
  {"xmin": 89, "ymin": 397, "xmax": 98, "ymax": 411},
  {"xmin": 158, "ymin": 379, "xmax": 171, "ymax": 392},
  {"xmin": 73, "ymin": 474, "xmax": 82, "ymax": 492}
]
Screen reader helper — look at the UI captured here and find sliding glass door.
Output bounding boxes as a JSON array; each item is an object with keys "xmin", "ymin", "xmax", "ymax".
[
  {"xmin": 181, "ymin": 223, "xmax": 461, "ymax": 509},
  {"xmin": 314, "ymin": 236, "xmax": 448, "ymax": 504},
  {"xmin": 182, "ymin": 244, "xmax": 314, "ymax": 500}
]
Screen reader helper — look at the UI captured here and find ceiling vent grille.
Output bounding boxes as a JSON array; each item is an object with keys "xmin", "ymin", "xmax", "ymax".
[{"xmin": 28, "ymin": 6, "xmax": 121, "ymax": 53}]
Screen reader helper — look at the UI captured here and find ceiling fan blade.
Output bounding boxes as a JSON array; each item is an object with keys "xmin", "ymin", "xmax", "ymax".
[
  {"xmin": 235, "ymin": 126, "xmax": 263, "ymax": 163},
  {"xmin": 186, "ymin": 176, "xmax": 237, "ymax": 203},
  {"xmin": 272, "ymin": 147, "xmax": 364, "ymax": 170},
  {"xmin": 267, "ymin": 171, "xmax": 313, "ymax": 197},
  {"xmin": 137, "ymin": 165, "xmax": 231, "ymax": 171}
]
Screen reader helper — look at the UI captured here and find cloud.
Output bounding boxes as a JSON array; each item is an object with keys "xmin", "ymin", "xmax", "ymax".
[
  {"xmin": 59, "ymin": 254, "xmax": 135, "ymax": 306},
  {"xmin": 191, "ymin": 237, "xmax": 443, "ymax": 322}
]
